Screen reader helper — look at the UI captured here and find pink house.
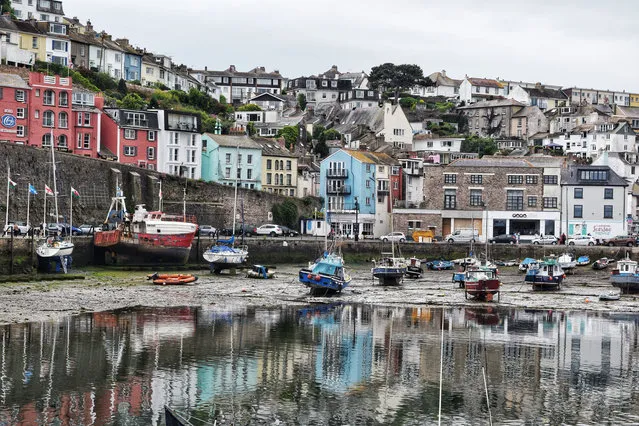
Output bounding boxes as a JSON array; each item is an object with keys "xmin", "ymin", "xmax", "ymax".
[
  {"xmin": 101, "ymin": 108, "xmax": 159, "ymax": 169},
  {"xmin": 27, "ymin": 72, "xmax": 73, "ymax": 150}
]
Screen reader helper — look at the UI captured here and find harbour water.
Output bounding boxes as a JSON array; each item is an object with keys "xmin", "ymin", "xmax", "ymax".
[{"xmin": 0, "ymin": 304, "xmax": 638, "ymax": 425}]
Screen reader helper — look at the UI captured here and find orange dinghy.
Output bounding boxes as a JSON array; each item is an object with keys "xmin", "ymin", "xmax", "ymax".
[{"xmin": 148, "ymin": 273, "xmax": 198, "ymax": 285}]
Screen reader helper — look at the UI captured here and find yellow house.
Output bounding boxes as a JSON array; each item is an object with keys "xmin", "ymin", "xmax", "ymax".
[
  {"xmin": 0, "ymin": 16, "xmax": 47, "ymax": 63},
  {"xmin": 630, "ymin": 94, "xmax": 639, "ymax": 108},
  {"xmin": 257, "ymin": 140, "xmax": 298, "ymax": 197}
]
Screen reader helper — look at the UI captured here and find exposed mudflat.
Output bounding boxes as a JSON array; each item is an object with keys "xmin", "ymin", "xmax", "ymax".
[{"xmin": 0, "ymin": 264, "xmax": 637, "ymax": 325}]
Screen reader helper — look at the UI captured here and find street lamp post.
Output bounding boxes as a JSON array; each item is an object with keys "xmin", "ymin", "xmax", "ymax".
[{"xmin": 354, "ymin": 196, "xmax": 360, "ymax": 242}]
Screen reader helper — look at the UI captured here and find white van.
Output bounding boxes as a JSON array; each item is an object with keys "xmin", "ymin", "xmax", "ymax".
[{"xmin": 445, "ymin": 229, "xmax": 479, "ymax": 243}]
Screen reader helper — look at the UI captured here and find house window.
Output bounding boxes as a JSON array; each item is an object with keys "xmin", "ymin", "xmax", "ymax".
[
  {"xmin": 393, "ymin": 129, "xmax": 405, "ymax": 136},
  {"xmin": 528, "ymin": 196, "xmax": 537, "ymax": 207},
  {"xmin": 444, "ymin": 174, "xmax": 456, "ymax": 184},
  {"xmin": 247, "ymin": 154, "xmax": 252, "ymax": 164},
  {"xmin": 147, "ymin": 147, "xmax": 155, "ymax": 160},
  {"xmin": 543, "ymin": 197, "xmax": 558, "ymax": 209},
  {"xmin": 267, "ymin": 159, "xmax": 272, "ymax": 170},
  {"xmin": 543, "ymin": 175, "xmax": 558, "ymax": 185},
  {"xmin": 574, "ymin": 188, "xmax": 583, "ymax": 199},
  {"xmin": 525, "ymin": 175, "xmax": 538, "ymax": 185},
  {"xmin": 43, "ymin": 90, "xmax": 55, "ymax": 106},
  {"xmin": 123, "ymin": 146, "xmax": 137, "ymax": 156},
  {"xmin": 43, "ymin": 110, "xmax": 54, "ymax": 127},
  {"xmin": 604, "ymin": 188, "xmax": 613, "ymax": 199},
  {"xmin": 507, "ymin": 175, "xmax": 523, "ymax": 185},
  {"xmin": 187, "ymin": 149, "xmax": 196, "ymax": 163},
  {"xmin": 574, "ymin": 205, "xmax": 583, "ymax": 218},
  {"xmin": 366, "ymin": 180, "xmax": 370, "ymax": 188},
  {"xmin": 506, "ymin": 190, "xmax": 524, "ymax": 210},
  {"xmin": 470, "ymin": 175, "xmax": 483, "ymax": 184},
  {"xmin": 147, "ymin": 131, "xmax": 156, "ymax": 141},
  {"xmin": 124, "ymin": 129, "xmax": 136, "ymax": 139},
  {"xmin": 16, "ymin": 126, "xmax": 24, "ymax": 137},
  {"xmin": 15, "ymin": 90, "xmax": 25, "ymax": 102},
  {"xmin": 365, "ymin": 197, "xmax": 371, "ymax": 206},
  {"xmin": 125, "ymin": 112, "xmax": 146, "ymax": 127},
  {"xmin": 247, "ymin": 169, "xmax": 252, "ymax": 180},
  {"xmin": 58, "ymin": 112, "xmax": 68, "ymax": 128},
  {"xmin": 366, "ymin": 164, "xmax": 371, "ymax": 173},
  {"xmin": 444, "ymin": 189, "xmax": 456, "ymax": 209},
  {"xmin": 225, "ymin": 153, "xmax": 231, "ymax": 164},
  {"xmin": 16, "ymin": 108, "xmax": 25, "ymax": 119},
  {"xmin": 32, "ymin": 37, "xmax": 38, "ymax": 49},
  {"xmin": 59, "ymin": 91, "xmax": 68, "ymax": 106},
  {"xmin": 469, "ymin": 189, "xmax": 483, "ymax": 206},
  {"xmin": 604, "ymin": 205, "xmax": 613, "ymax": 218},
  {"xmin": 83, "ymin": 113, "xmax": 91, "ymax": 126},
  {"xmin": 169, "ymin": 148, "xmax": 179, "ymax": 162},
  {"xmin": 226, "ymin": 168, "xmax": 231, "ymax": 179},
  {"xmin": 83, "ymin": 133, "xmax": 90, "ymax": 149},
  {"xmin": 266, "ymin": 173, "xmax": 272, "ymax": 184},
  {"xmin": 42, "ymin": 133, "xmax": 52, "ymax": 147},
  {"xmin": 286, "ymin": 160, "xmax": 291, "ymax": 171},
  {"xmin": 76, "ymin": 133, "xmax": 83, "ymax": 149},
  {"xmin": 287, "ymin": 174, "xmax": 292, "ymax": 186}
]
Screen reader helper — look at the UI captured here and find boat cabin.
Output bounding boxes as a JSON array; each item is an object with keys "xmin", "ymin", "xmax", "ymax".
[{"xmin": 615, "ymin": 259, "xmax": 638, "ymax": 274}]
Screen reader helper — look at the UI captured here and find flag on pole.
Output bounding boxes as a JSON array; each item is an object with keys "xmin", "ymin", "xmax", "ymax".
[
  {"xmin": 28, "ymin": 184, "xmax": 37, "ymax": 195},
  {"xmin": 44, "ymin": 185, "xmax": 54, "ymax": 196},
  {"xmin": 8, "ymin": 178, "xmax": 16, "ymax": 188},
  {"xmin": 71, "ymin": 187, "xmax": 80, "ymax": 198}
]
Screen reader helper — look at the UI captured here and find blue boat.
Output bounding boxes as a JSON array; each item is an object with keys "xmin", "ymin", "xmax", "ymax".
[
  {"xmin": 299, "ymin": 251, "xmax": 352, "ymax": 295},
  {"xmin": 426, "ymin": 260, "xmax": 454, "ymax": 270},
  {"xmin": 372, "ymin": 256, "xmax": 407, "ymax": 286},
  {"xmin": 518, "ymin": 258, "xmax": 539, "ymax": 272},
  {"xmin": 576, "ymin": 255, "xmax": 590, "ymax": 266},
  {"xmin": 525, "ymin": 258, "xmax": 565, "ymax": 290},
  {"xmin": 610, "ymin": 257, "xmax": 639, "ymax": 293}
]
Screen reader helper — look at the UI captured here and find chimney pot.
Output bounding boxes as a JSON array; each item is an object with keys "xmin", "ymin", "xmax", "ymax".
[{"xmin": 441, "ymin": 69, "xmax": 446, "ymax": 77}]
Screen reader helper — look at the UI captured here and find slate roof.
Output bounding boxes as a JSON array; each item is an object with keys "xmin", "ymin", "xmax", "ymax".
[
  {"xmin": 512, "ymin": 106, "xmax": 542, "ymax": 118},
  {"xmin": 0, "ymin": 16, "xmax": 42, "ymax": 35},
  {"xmin": 254, "ymin": 139, "xmax": 297, "ymax": 158},
  {"xmin": 448, "ymin": 158, "xmax": 535, "ymax": 168},
  {"xmin": 249, "ymin": 92, "xmax": 285, "ymax": 103},
  {"xmin": 458, "ymin": 99, "xmax": 525, "ymax": 109},
  {"xmin": 204, "ymin": 134, "xmax": 262, "ymax": 149},
  {"xmin": 616, "ymin": 106, "xmax": 639, "ymax": 119},
  {"xmin": 343, "ymin": 149, "xmax": 399, "ymax": 165},
  {"xmin": 332, "ymin": 106, "xmax": 384, "ymax": 135},
  {"xmin": 208, "ymin": 66, "xmax": 282, "ymax": 79},
  {"xmin": 561, "ymin": 165, "xmax": 628, "ymax": 186},
  {"xmin": 428, "ymin": 71, "xmax": 462, "ymax": 87},
  {"xmin": 523, "ymin": 86, "xmax": 567, "ymax": 100},
  {"xmin": 0, "ymin": 73, "xmax": 29, "ymax": 90}
]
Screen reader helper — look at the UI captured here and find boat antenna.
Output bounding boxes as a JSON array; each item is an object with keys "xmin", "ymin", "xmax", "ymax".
[
  {"xmin": 231, "ymin": 144, "xmax": 240, "ymax": 247},
  {"xmin": 438, "ymin": 308, "xmax": 445, "ymax": 425}
]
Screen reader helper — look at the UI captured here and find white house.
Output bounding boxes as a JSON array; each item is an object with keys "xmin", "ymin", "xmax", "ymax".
[
  {"xmin": 400, "ymin": 158, "xmax": 424, "ymax": 208},
  {"xmin": 411, "ymin": 70, "xmax": 460, "ymax": 99},
  {"xmin": 564, "ymin": 88, "xmax": 630, "ymax": 107},
  {"xmin": 12, "ymin": 0, "xmax": 64, "ymax": 21},
  {"xmin": 459, "ymin": 77, "xmax": 506, "ymax": 104},
  {"xmin": 155, "ymin": 110, "xmax": 202, "ymax": 179},
  {"xmin": 140, "ymin": 54, "xmax": 175, "ymax": 89},
  {"xmin": 379, "ymin": 103, "xmax": 413, "ymax": 149},
  {"xmin": 506, "ymin": 84, "xmax": 568, "ymax": 110}
]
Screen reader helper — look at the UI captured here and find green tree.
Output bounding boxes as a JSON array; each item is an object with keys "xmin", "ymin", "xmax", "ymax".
[
  {"xmin": 369, "ymin": 63, "xmax": 432, "ymax": 104},
  {"xmin": 237, "ymin": 104, "xmax": 261, "ymax": 112},
  {"xmin": 312, "ymin": 125, "xmax": 326, "ymax": 140},
  {"xmin": 313, "ymin": 140, "xmax": 329, "ymax": 158},
  {"xmin": 219, "ymin": 94, "xmax": 227, "ymax": 104},
  {"xmin": 246, "ymin": 121, "xmax": 256, "ymax": 136},
  {"xmin": 297, "ymin": 93, "xmax": 307, "ymax": 110},
  {"xmin": 321, "ymin": 128, "xmax": 340, "ymax": 142},
  {"xmin": 117, "ymin": 78, "xmax": 128, "ymax": 95},
  {"xmin": 399, "ymin": 97, "xmax": 417, "ymax": 109},
  {"xmin": 117, "ymin": 93, "xmax": 147, "ymax": 110},
  {"xmin": 272, "ymin": 200, "xmax": 299, "ymax": 228},
  {"xmin": 461, "ymin": 135, "xmax": 498, "ymax": 157},
  {"xmin": 0, "ymin": 0, "xmax": 15, "ymax": 17},
  {"xmin": 278, "ymin": 126, "xmax": 298, "ymax": 150}
]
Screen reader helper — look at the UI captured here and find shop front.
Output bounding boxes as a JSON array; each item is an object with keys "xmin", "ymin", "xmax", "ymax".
[{"xmin": 442, "ymin": 210, "xmax": 560, "ymax": 241}]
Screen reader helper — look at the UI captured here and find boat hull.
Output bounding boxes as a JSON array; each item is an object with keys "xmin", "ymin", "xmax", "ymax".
[
  {"xmin": 372, "ymin": 267, "xmax": 406, "ymax": 285},
  {"xmin": 203, "ymin": 250, "xmax": 248, "ymax": 266},
  {"xmin": 406, "ymin": 265, "xmax": 423, "ymax": 278},
  {"xmin": 299, "ymin": 268, "xmax": 351, "ymax": 293},
  {"xmin": 95, "ymin": 231, "xmax": 194, "ymax": 265},
  {"xmin": 610, "ymin": 274, "xmax": 639, "ymax": 293},
  {"xmin": 525, "ymin": 274, "xmax": 564, "ymax": 289},
  {"xmin": 464, "ymin": 279, "xmax": 500, "ymax": 301}
]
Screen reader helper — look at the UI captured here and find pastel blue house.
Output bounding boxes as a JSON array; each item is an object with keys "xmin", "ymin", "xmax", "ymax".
[
  {"xmin": 118, "ymin": 41, "xmax": 142, "ymax": 81},
  {"xmin": 320, "ymin": 149, "xmax": 397, "ymax": 237},
  {"xmin": 201, "ymin": 134, "xmax": 263, "ymax": 190}
]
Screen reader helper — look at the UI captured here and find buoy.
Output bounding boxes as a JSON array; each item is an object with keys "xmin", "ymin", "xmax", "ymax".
[
  {"xmin": 584, "ymin": 298, "xmax": 590, "ymax": 303},
  {"xmin": 307, "ymin": 274, "xmax": 312, "ymax": 280},
  {"xmin": 315, "ymin": 275, "xmax": 321, "ymax": 281}
]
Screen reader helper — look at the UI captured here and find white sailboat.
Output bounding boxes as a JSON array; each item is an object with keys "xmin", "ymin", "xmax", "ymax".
[
  {"xmin": 372, "ymin": 183, "xmax": 407, "ymax": 285},
  {"xmin": 203, "ymin": 144, "xmax": 248, "ymax": 272},
  {"xmin": 36, "ymin": 129, "xmax": 74, "ymax": 265}
]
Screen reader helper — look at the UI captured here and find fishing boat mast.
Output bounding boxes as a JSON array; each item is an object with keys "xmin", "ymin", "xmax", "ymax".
[
  {"xmin": 50, "ymin": 127, "xmax": 59, "ymax": 230},
  {"xmin": 231, "ymin": 144, "xmax": 239, "ymax": 248}
]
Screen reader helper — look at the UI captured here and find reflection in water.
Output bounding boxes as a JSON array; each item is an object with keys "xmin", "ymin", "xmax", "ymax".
[{"xmin": 0, "ymin": 305, "xmax": 639, "ymax": 424}]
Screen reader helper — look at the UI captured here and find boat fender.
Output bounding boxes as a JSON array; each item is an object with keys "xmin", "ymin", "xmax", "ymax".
[
  {"xmin": 307, "ymin": 274, "xmax": 312, "ymax": 280},
  {"xmin": 314, "ymin": 275, "xmax": 321, "ymax": 281},
  {"xmin": 562, "ymin": 274, "xmax": 566, "ymax": 279},
  {"xmin": 549, "ymin": 276, "xmax": 553, "ymax": 281}
]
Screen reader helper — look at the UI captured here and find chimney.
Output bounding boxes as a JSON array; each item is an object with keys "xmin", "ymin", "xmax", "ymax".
[
  {"xmin": 441, "ymin": 69, "xmax": 446, "ymax": 77},
  {"xmin": 86, "ymin": 20, "xmax": 93, "ymax": 32},
  {"xmin": 535, "ymin": 82, "xmax": 541, "ymax": 89},
  {"xmin": 116, "ymin": 38, "xmax": 129, "ymax": 47},
  {"xmin": 95, "ymin": 95, "xmax": 105, "ymax": 110},
  {"xmin": 229, "ymin": 65, "xmax": 236, "ymax": 72},
  {"xmin": 204, "ymin": 66, "xmax": 207, "ymax": 71}
]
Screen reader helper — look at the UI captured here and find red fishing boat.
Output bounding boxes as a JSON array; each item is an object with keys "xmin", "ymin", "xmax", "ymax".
[
  {"xmin": 463, "ymin": 267, "xmax": 501, "ymax": 302},
  {"xmin": 94, "ymin": 187, "xmax": 198, "ymax": 265}
]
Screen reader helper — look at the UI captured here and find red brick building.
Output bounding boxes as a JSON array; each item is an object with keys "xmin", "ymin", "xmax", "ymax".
[
  {"xmin": 0, "ymin": 73, "xmax": 30, "ymax": 145},
  {"xmin": 27, "ymin": 72, "xmax": 73, "ymax": 150},
  {"xmin": 101, "ymin": 108, "xmax": 159, "ymax": 169},
  {"xmin": 72, "ymin": 87, "xmax": 103, "ymax": 158}
]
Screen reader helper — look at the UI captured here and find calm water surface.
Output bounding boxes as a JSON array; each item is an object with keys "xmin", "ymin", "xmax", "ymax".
[{"xmin": 0, "ymin": 304, "xmax": 638, "ymax": 425}]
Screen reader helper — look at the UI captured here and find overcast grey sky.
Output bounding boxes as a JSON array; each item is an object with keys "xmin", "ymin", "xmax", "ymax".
[{"xmin": 63, "ymin": 0, "xmax": 638, "ymax": 91}]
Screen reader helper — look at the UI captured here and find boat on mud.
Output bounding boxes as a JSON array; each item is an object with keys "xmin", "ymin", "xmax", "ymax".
[
  {"xmin": 610, "ymin": 257, "xmax": 639, "ymax": 293},
  {"xmin": 372, "ymin": 255, "xmax": 407, "ymax": 286},
  {"xmin": 405, "ymin": 257, "xmax": 424, "ymax": 278},
  {"xmin": 519, "ymin": 258, "xmax": 539, "ymax": 272},
  {"xmin": 525, "ymin": 258, "xmax": 565, "ymax": 290},
  {"xmin": 246, "ymin": 265, "xmax": 275, "ymax": 279},
  {"xmin": 558, "ymin": 253, "xmax": 577, "ymax": 273},
  {"xmin": 426, "ymin": 260, "xmax": 454, "ymax": 270},
  {"xmin": 203, "ymin": 236, "xmax": 248, "ymax": 273},
  {"xmin": 148, "ymin": 273, "xmax": 198, "ymax": 285},
  {"xmin": 576, "ymin": 255, "xmax": 590, "ymax": 266},
  {"xmin": 463, "ymin": 267, "xmax": 501, "ymax": 301},
  {"xmin": 593, "ymin": 258, "xmax": 615, "ymax": 270},
  {"xmin": 300, "ymin": 250, "xmax": 351, "ymax": 295}
]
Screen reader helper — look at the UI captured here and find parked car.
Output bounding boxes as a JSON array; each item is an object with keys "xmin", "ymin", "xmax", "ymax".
[
  {"xmin": 445, "ymin": 229, "xmax": 479, "ymax": 243},
  {"xmin": 603, "ymin": 235, "xmax": 638, "ymax": 247},
  {"xmin": 567, "ymin": 235, "xmax": 596, "ymax": 246},
  {"xmin": 198, "ymin": 225, "xmax": 217, "ymax": 237},
  {"xmin": 58, "ymin": 223, "xmax": 82, "ymax": 236},
  {"xmin": 220, "ymin": 224, "xmax": 257, "ymax": 237},
  {"xmin": 380, "ymin": 232, "xmax": 406, "ymax": 243},
  {"xmin": 279, "ymin": 226, "xmax": 299, "ymax": 237},
  {"xmin": 256, "ymin": 224, "xmax": 283, "ymax": 237},
  {"xmin": 531, "ymin": 235, "xmax": 558, "ymax": 245},
  {"xmin": 78, "ymin": 224, "xmax": 99, "ymax": 235},
  {"xmin": 488, "ymin": 234, "xmax": 517, "ymax": 244},
  {"xmin": 3, "ymin": 221, "xmax": 30, "ymax": 235}
]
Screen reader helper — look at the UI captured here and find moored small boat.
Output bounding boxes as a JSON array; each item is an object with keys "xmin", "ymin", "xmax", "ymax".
[
  {"xmin": 558, "ymin": 253, "xmax": 577, "ymax": 271},
  {"xmin": 246, "ymin": 265, "xmax": 275, "ymax": 279},
  {"xmin": 148, "ymin": 273, "xmax": 198, "ymax": 285},
  {"xmin": 463, "ymin": 267, "xmax": 501, "ymax": 301},
  {"xmin": 593, "ymin": 258, "xmax": 614, "ymax": 270},
  {"xmin": 372, "ymin": 256, "xmax": 407, "ymax": 286},
  {"xmin": 519, "ymin": 258, "xmax": 539, "ymax": 273},
  {"xmin": 426, "ymin": 260, "xmax": 454, "ymax": 270},
  {"xmin": 525, "ymin": 258, "xmax": 565, "ymax": 290},
  {"xmin": 300, "ymin": 251, "xmax": 351, "ymax": 295},
  {"xmin": 599, "ymin": 291, "xmax": 621, "ymax": 301},
  {"xmin": 610, "ymin": 256, "xmax": 639, "ymax": 293},
  {"xmin": 576, "ymin": 256, "xmax": 590, "ymax": 266},
  {"xmin": 405, "ymin": 257, "xmax": 424, "ymax": 278}
]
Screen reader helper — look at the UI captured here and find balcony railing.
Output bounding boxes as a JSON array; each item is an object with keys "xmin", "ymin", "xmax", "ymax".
[
  {"xmin": 167, "ymin": 122, "xmax": 197, "ymax": 132},
  {"xmin": 403, "ymin": 166, "xmax": 423, "ymax": 176},
  {"xmin": 377, "ymin": 187, "xmax": 389, "ymax": 194},
  {"xmin": 326, "ymin": 184, "xmax": 351, "ymax": 195},
  {"xmin": 327, "ymin": 169, "xmax": 348, "ymax": 178},
  {"xmin": 125, "ymin": 119, "xmax": 149, "ymax": 128},
  {"xmin": 327, "ymin": 203, "xmax": 359, "ymax": 212}
]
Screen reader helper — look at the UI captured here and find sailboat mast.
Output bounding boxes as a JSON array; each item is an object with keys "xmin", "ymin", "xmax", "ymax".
[
  {"xmin": 231, "ymin": 144, "xmax": 239, "ymax": 244},
  {"xmin": 4, "ymin": 161, "xmax": 10, "ymax": 230},
  {"xmin": 389, "ymin": 177, "xmax": 395, "ymax": 258},
  {"xmin": 50, "ymin": 128, "xmax": 59, "ymax": 227}
]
